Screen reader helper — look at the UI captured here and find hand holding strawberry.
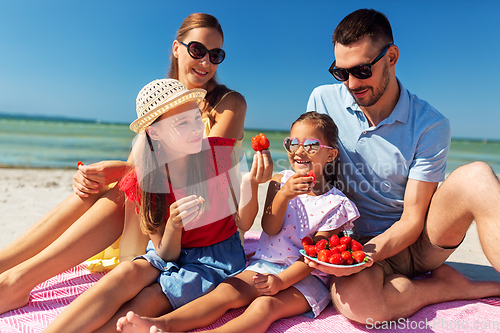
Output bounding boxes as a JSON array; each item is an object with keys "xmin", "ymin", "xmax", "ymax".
[{"xmin": 251, "ymin": 133, "xmax": 270, "ymax": 151}]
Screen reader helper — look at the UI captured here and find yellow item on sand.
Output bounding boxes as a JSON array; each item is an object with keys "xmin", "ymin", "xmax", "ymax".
[{"xmin": 84, "ymin": 196, "xmax": 149, "ymax": 273}]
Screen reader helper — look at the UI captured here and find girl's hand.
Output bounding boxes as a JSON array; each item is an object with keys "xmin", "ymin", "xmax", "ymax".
[
  {"xmin": 248, "ymin": 150, "xmax": 273, "ymax": 185},
  {"xmin": 279, "ymin": 170, "xmax": 315, "ymax": 200},
  {"xmin": 253, "ymin": 273, "xmax": 283, "ymax": 296},
  {"xmin": 167, "ymin": 195, "xmax": 202, "ymax": 229}
]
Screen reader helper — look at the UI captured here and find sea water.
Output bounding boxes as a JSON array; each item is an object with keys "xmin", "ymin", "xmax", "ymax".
[{"xmin": 1, "ymin": 117, "xmax": 499, "ymax": 175}]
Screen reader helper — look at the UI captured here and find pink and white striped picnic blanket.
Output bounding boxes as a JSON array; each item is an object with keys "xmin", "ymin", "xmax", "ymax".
[{"xmin": 2, "ymin": 231, "xmax": 500, "ymax": 333}]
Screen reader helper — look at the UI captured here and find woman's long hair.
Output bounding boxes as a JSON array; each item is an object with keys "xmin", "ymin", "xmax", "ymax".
[
  {"xmin": 168, "ymin": 13, "xmax": 231, "ymax": 127},
  {"xmin": 137, "ymin": 128, "xmax": 208, "ymax": 235}
]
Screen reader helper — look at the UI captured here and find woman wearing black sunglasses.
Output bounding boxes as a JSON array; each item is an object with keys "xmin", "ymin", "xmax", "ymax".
[{"xmin": 0, "ymin": 13, "xmax": 258, "ymax": 316}]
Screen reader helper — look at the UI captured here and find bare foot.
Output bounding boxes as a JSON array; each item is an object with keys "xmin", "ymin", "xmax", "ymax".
[
  {"xmin": 0, "ymin": 270, "xmax": 32, "ymax": 314},
  {"xmin": 117, "ymin": 311, "xmax": 167, "ymax": 333},
  {"xmin": 431, "ymin": 264, "xmax": 500, "ymax": 300}
]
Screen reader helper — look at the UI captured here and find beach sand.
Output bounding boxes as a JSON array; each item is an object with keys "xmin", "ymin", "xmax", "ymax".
[{"xmin": 1, "ymin": 167, "xmax": 499, "ymax": 282}]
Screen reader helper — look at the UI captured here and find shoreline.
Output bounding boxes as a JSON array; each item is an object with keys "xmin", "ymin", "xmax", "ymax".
[{"xmin": 1, "ymin": 167, "xmax": 499, "ymax": 282}]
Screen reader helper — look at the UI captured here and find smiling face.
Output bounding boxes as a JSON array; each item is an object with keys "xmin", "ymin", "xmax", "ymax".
[
  {"xmin": 334, "ymin": 37, "xmax": 392, "ymax": 108},
  {"xmin": 172, "ymin": 27, "xmax": 223, "ymax": 90},
  {"xmin": 287, "ymin": 120, "xmax": 337, "ymax": 179},
  {"xmin": 147, "ymin": 101, "xmax": 204, "ymax": 159}
]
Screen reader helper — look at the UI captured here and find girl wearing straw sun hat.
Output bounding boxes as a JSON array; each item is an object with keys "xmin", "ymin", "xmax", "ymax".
[
  {"xmin": 43, "ymin": 78, "xmax": 272, "ymax": 332},
  {"xmin": 0, "ymin": 13, "xmax": 264, "ymax": 316}
]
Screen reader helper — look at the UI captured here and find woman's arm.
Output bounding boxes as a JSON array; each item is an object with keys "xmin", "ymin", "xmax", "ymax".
[
  {"xmin": 73, "ymin": 153, "xmax": 134, "ymax": 197},
  {"xmin": 206, "ymin": 92, "xmax": 247, "ymax": 140}
]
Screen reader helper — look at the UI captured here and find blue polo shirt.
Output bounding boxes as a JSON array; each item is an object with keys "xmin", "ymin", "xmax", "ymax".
[{"xmin": 306, "ymin": 81, "xmax": 450, "ymax": 237}]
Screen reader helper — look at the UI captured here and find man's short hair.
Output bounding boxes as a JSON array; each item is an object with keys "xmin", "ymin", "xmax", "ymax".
[{"xmin": 333, "ymin": 9, "xmax": 393, "ymax": 47}]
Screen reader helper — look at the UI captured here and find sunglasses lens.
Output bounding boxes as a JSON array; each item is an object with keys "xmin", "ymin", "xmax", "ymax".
[
  {"xmin": 188, "ymin": 42, "xmax": 207, "ymax": 59},
  {"xmin": 303, "ymin": 139, "xmax": 321, "ymax": 155},
  {"xmin": 331, "ymin": 69, "xmax": 349, "ymax": 81},
  {"xmin": 284, "ymin": 138, "xmax": 299, "ymax": 154},
  {"xmin": 349, "ymin": 65, "xmax": 372, "ymax": 79},
  {"xmin": 209, "ymin": 49, "xmax": 225, "ymax": 64}
]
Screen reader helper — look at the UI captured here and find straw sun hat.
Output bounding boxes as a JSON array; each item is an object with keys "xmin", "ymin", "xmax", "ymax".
[{"xmin": 130, "ymin": 79, "xmax": 206, "ymax": 133}]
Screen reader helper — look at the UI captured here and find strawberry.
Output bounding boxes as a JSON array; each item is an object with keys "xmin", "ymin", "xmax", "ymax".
[
  {"xmin": 341, "ymin": 251, "xmax": 354, "ymax": 265},
  {"xmin": 337, "ymin": 244, "xmax": 347, "ymax": 252},
  {"xmin": 329, "ymin": 253, "xmax": 344, "ymax": 265},
  {"xmin": 301, "ymin": 236, "xmax": 314, "ymax": 247},
  {"xmin": 77, "ymin": 161, "xmax": 84, "ymax": 168},
  {"xmin": 350, "ymin": 239, "xmax": 363, "ymax": 252},
  {"xmin": 341, "ymin": 251, "xmax": 352, "ymax": 262},
  {"xmin": 352, "ymin": 251, "xmax": 366, "ymax": 263},
  {"xmin": 340, "ymin": 236, "xmax": 351, "ymax": 247},
  {"xmin": 303, "ymin": 245, "xmax": 317, "ymax": 258},
  {"xmin": 317, "ymin": 249, "xmax": 332, "ymax": 262},
  {"xmin": 315, "ymin": 239, "xmax": 328, "ymax": 251},
  {"xmin": 251, "ymin": 133, "xmax": 270, "ymax": 151},
  {"xmin": 307, "ymin": 170, "xmax": 316, "ymax": 187},
  {"xmin": 329, "ymin": 246, "xmax": 341, "ymax": 255},
  {"xmin": 329, "ymin": 234, "xmax": 340, "ymax": 248}
]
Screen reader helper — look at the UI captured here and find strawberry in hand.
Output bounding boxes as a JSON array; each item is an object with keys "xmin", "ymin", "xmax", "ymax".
[
  {"xmin": 307, "ymin": 170, "xmax": 316, "ymax": 187},
  {"xmin": 252, "ymin": 133, "xmax": 270, "ymax": 151}
]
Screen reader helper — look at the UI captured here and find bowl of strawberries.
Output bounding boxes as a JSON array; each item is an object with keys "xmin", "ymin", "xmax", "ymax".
[{"xmin": 300, "ymin": 234, "xmax": 370, "ymax": 268}]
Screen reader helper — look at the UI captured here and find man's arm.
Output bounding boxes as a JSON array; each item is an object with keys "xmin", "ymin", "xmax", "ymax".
[
  {"xmin": 305, "ymin": 179, "xmax": 437, "ymax": 276},
  {"xmin": 364, "ymin": 179, "xmax": 437, "ymax": 262}
]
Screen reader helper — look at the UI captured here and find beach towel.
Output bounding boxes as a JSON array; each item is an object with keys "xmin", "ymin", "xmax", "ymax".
[{"xmin": 1, "ymin": 231, "xmax": 499, "ymax": 333}]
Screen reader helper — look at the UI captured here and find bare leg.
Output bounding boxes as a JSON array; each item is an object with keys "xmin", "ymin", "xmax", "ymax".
[
  {"xmin": 0, "ymin": 186, "xmax": 124, "ymax": 314},
  {"xmin": 329, "ymin": 162, "xmax": 500, "ymax": 323},
  {"xmin": 200, "ymin": 287, "xmax": 310, "ymax": 333},
  {"xmin": 332, "ymin": 263, "xmax": 500, "ymax": 323},
  {"xmin": 96, "ymin": 282, "xmax": 172, "ymax": 333},
  {"xmin": 116, "ymin": 272, "xmax": 311, "ymax": 333},
  {"xmin": 117, "ymin": 271, "xmax": 261, "ymax": 333},
  {"xmin": 44, "ymin": 259, "xmax": 162, "ymax": 333},
  {"xmin": 0, "ymin": 190, "xmax": 106, "ymax": 274},
  {"xmin": 425, "ymin": 162, "xmax": 500, "ymax": 269}
]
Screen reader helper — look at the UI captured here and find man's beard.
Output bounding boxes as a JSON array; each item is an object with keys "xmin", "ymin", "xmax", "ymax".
[{"xmin": 348, "ymin": 62, "xmax": 390, "ymax": 107}]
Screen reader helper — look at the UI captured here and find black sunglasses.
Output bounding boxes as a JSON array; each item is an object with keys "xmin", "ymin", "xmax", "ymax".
[
  {"xmin": 179, "ymin": 41, "xmax": 225, "ymax": 65},
  {"xmin": 328, "ymin": 43, "xmax": 394, "ymax": 81}
]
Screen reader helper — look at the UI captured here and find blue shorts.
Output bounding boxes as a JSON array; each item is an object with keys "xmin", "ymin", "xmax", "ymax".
[
  {"xmin": 245, "ymin": 259, "xmax": 331, "ymax": 318},
  {"xmin": 135, "ymin": 232, "xmax": 246, "ymax": 309}
]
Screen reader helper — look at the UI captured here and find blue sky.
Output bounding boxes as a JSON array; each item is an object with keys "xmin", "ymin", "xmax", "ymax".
[{"xmin": 1, "ymin": 0, "xmax": 499, "ymax": 140}]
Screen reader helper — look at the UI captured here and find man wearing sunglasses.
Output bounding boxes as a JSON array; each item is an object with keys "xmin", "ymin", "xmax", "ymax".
[{"xmin": 305, "ymin": 8, "xmax": 500, "ymax": 324}]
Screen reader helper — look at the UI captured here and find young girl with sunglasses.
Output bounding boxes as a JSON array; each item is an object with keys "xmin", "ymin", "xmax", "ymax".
[
  {"xmin": 43, "ymin": 79, "xmax": 271, "ymax": 333},
  {"xmin": 0, "ymin": 13, "xmax": 250, "ymax": 315},
  {"xmin": 116, "ymin": 112, "xmax": 360, "ymax": 333}
]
